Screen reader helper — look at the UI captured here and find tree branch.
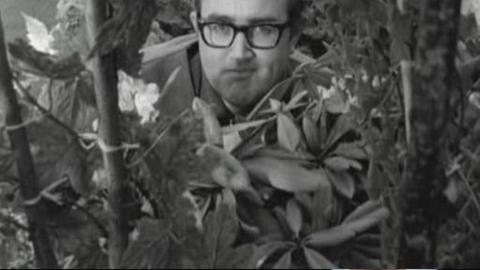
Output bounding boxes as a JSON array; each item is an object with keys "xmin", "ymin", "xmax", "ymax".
[
  {"xmin": 85, "ymin": 1, "xmax": 129, "ymax": 268},
  {"xmin": 398, "ymin": 1, "xmax": 461, "ymax": 267},
  {"xmin": 0, "ymin": 12, "xmax": 58, "ymax": 269}
]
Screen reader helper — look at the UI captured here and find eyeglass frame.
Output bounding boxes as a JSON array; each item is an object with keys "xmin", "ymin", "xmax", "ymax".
[{"xmin": 196, "ymin": 19, "xmax": 291, "ymax": 49}]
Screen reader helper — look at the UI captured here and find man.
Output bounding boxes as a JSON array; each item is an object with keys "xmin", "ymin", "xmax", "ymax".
[
  {"xmin": 141, "ymin": 0, "xmax": 312, "ymax": 236},
  {"xmin": 142, "ymin": 0, "xmax": 308, "ymax": 124}
]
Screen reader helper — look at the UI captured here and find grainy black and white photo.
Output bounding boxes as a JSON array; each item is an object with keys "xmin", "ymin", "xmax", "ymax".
[{"xmin": 0, "ymin": 0, "xmax": 479, "ymax": 269}]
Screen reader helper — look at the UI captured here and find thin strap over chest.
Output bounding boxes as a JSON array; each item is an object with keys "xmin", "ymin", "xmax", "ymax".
[{"xmin": 187, "ymin": 44, "xmax": 202, "ymax": 97}]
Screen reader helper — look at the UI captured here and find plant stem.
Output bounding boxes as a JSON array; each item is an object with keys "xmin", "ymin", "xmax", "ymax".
[
  {"xmin": 0, "ymin": 12, "xmax": 58, "ymax": 269},
  {"xmin": 85, "ymin": 1, "xmax": 129, "ymax": 268}
]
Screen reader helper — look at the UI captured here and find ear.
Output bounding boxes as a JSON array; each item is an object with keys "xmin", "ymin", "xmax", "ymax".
[{"xmin": 190, "ymin": 11, "xmax": 199, "ymax": 32}]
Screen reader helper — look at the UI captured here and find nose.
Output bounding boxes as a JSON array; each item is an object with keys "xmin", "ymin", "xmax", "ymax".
[{"xmin": 229, "ymin": 32, "xmax": 254, "ymax": 61}]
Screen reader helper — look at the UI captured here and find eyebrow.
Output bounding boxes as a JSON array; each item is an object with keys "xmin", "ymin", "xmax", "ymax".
[{"xmin": 203, "ymin": 13, "xmax": 285, "ymax": 24}]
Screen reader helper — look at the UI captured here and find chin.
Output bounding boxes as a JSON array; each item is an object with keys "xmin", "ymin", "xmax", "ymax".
[{"xmin": 223, "ymin": 88, "xmax": 261, "ymax": 106}]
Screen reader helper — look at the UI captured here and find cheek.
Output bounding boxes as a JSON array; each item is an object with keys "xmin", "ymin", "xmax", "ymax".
[
  {"xmin": 200, "ymin": 46, "xmax": 222, "ymax": 72},
  {"xmin": 255, "ymin": 45, "xmax": 291, "ymax": 79}
]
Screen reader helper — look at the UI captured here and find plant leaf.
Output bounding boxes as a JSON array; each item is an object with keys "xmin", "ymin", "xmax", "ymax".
[
  {"xmin": 247, "ymin": 76, "xmax": 296, "ymax": 120},
  {"xmin": 342, "ymin": 200, "xmax": 385, "ymax": 224},
  {"xmin": 305, "ymin": 201, "xmax": 388, "ymax": 249},
  {"xmin": 215, "ymin": 244, "xmax": 256, "ymax": 269},
  {"xmin": 253, "ymin": 146, "xmax": 315, "ymax": 165},
  {"xmin": 325, "ymin": 110, "xmax": 359, "ymax": 147},
  {"xmin": 272, "ymin": 249, "xmax": 293, "ymax": 269},
  {"xmin": 22, "ymin": 12, "xmax": 56, "ymax": 55},
  {"xmin": 120, "ymin": 218, "xmax": 171, "ymax": 268},
  {"xmin": 243, "ymin": 157, "xmax": 330, "ymax": 193},
  {"xmin": 135, "ymin": 82, "xmax": 160, "ymax": 125},
  {"xmin": 193, "ymin": 97, "xmax": 223, "ymax": 146},
  {"xmin": 331, "ymin": 141, "xmax": 369, "ymax": 160},
  {"xmin": 303, "ymin": 248, "xmax": 337, "ymax": 268},
  {"xmin": 323, "ymin": 156, "xmax": 362, "ymax": 171},
  {"xmin": 341, "ymin": 249, "xmax": 382, "ymax": 269},
  {"xmin": 311, "ymin": 177, "xmax": 333, "ymax": 230},
  {"xmin": 253, "ymin": 241, "xmax": 293, "ymax": 269},
  {"xmin": 203, "ymin": 203, "xmax": 239, "ymax": 268},
  {"xmin": 8, "ymin": 39, "xmax": 84, "ymax": 79},
  {"xmin": 287, "ymin": 90, "xmax": 308, "ymax": 107},
  {"xmin": 302, "ymin": 113, "xmax": 321, "ymax": 153},
  {"xmin": 221, "ymin": 118, "xmax": 271, "ymax": 134},
  {"xmin": 196, "ymin": 144, "xmax": 251, "ymax": 191},
  {"xmin": 305, "ymin": 226, "xmax": 354, "ymax": 249},
  {"xmin": 326, "ymin": 169, "xmax": 355, "ymax": 199},
  {"xmin": 117, "ymin": 69, "xmax": 161, "ymax": 125},
  {"xmin": 277, "ymin": 113, "xmax": 301, "ymax": 152},
  {"xmin": 223, "ymin": 131, "xmax": 242, "ymax": 153},
  {"xmin": 286, "ymin": 199, "xmax": 302, "ymax": 238},
  {"xmin": 324, "ymin": 88, "xmax": 349, "ymax": 114}
]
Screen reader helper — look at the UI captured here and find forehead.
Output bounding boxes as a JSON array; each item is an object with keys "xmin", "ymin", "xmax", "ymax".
[{"xmin": 200, "ymin": 0, "xmax": 289, "ymax": 23}]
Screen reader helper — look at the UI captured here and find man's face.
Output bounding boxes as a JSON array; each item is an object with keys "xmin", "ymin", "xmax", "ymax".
[{"xmin": 192, "ymin": 0, "xmax": 296, "ymax": 111}]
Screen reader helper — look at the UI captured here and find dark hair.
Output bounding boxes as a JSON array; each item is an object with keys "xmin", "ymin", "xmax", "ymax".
[{"xmin": 193, "ymin": 0, "xmax": 305, "ymax": 28}]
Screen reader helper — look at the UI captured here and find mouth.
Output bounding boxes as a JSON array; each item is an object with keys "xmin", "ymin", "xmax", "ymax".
[{"xmin": 223, "ymin": 68, "xmax": 256, "ymax": 77}]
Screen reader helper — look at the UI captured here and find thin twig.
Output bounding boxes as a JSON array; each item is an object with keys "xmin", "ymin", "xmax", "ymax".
[
  {"xmin": 457, "ymin": 169, "xmax": 480, "ymax": 218},
  {"xmin": 65, "ymin": 198, "xmax": 109, "ymax": 238},
  {"xmin": 12, "ymin": 76, "xmax": 81, "ymax": 140}
]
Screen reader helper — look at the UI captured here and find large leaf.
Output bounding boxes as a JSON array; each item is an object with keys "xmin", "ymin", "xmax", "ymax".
[
  {"xmin": 340, "ymin": 248, "xmax": 382, "ymax": 269},
  {"xmin": 324, "ymin": 87, "xmax": 349, "ymax": 114},
  {"xmin": 342, "ymin": 200, "xmax": 387, "ymax": 224},
  {"xmin": 252, "ymin": 241, "xmax": 294, "ymax": 269},
  {"xmin": 305, "ymin": 226, "xmax": 356, "ymax": 249},
  {"xmin": 196, "ymin": 144, "xmax": 251, "ymax": 191},
  {"xmin": 302, "ymin": 112, "xmax": 321, "ymax": 153},
  {"xmin": 277, "ymin": 113, "xmax": 301, "ymax": 152},
  {"xmin": 120, "ymin": 218, "xmax": 171, "ymax": 268},
  {"xmin": 326, "ymin": 169, "xmax": 355, "ymax": 199},
  {"xmin": 305, "ymin": 200, "xmax": 388, "ymax": 249},
  {"xmin": 303, "ymin": 248, "xmax": 337, "ymax": 268},
  {"xmin": 193, "ymin": 97, "xmax": 222, "ymax": 146},
  {"xmin": 331, "ymin": 141, "xmax": 369, "ymax": 160},
  {"xmin": 342, "ymin": 201, "xmax": 389, "ymax": 229},
  {"xmin": 22, "ymin": 12, "xmax": 56, "ymax": 55},
  {"xmin": 323, "ymin": 156, "xmax": 362, "ymax": 171},
  {"xmin": 36, "ymin": 76, "xmax": 97, "ymax": 132},
  {"xmin": 325, "ymin": 110, "xmax": 360, "ymax": 147},
  {"xmin": 311, "ymin": 180, "xmax": 334, "ymax": 231},
  {"xmin": 56, "ymin": 142, "xmax": 93, "ymax": 197},
  {"xmin": 8, "ymin": 39, "xmax": 84, "ymax": 79},
  {"xmin": 252, "ymin": 146, "xmax": 315, "ymax": 165},
  {"xmin": 202, "ymin": 203, "xmax": 240, "ymax": 268},
  {"xmin": 243, "ymin": 157, "xmax": 330, "ymax": 193},
  {"xmin": 214, "ymin": 243, "xmax": 256, "ymax": 269},
  {"xmin": 272, "ymin": 249, "xmax": 293, "ymax": 269}
]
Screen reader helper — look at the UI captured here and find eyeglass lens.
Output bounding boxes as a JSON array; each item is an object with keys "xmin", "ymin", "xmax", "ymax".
[{"xmin": 201, "ymin": 23, "xmax": 282, "ymax": 48}]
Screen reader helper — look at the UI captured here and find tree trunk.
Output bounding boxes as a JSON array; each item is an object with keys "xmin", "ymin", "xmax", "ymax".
[
  {"xmin": 399, "ymin": 0, "xmax": 461, "ymax": 267},
  {"xmin": 85, "ymin": 1, "xmax": 129, "ymax": 268},
  {"xmin": 0, "ymin": 12, "xmax": 58, "ymax": 269}
]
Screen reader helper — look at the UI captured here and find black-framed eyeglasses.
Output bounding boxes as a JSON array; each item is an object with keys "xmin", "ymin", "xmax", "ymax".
[{"xmin": 197, "ymin": 19, "xmax": 290, "ymax": 49}]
